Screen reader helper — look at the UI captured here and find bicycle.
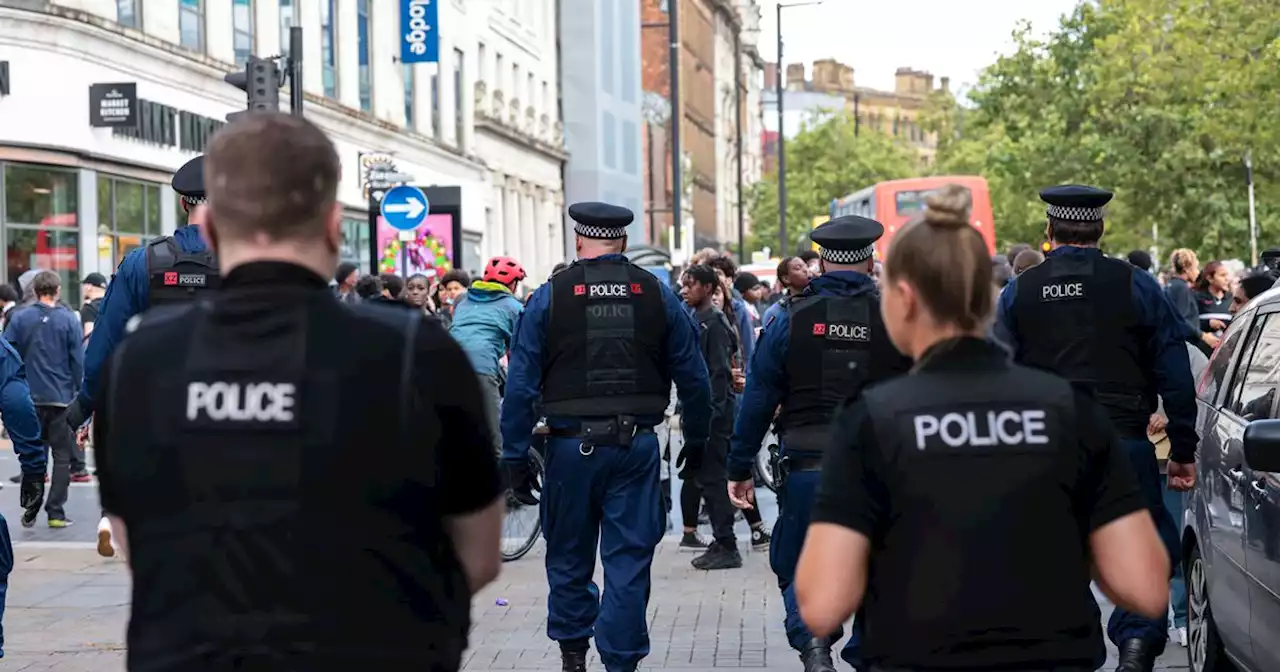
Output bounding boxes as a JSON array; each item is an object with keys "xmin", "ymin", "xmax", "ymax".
[
  {"xmin": 501, "ymin": 430, "xmax": 547, "ymax": 562},
  {"xmin": 752, "ymin": 426, "xmax": 781, "ymax": 493}
]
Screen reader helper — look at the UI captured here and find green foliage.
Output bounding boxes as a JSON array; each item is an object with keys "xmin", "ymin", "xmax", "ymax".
[
  {"xmin": 922, "ymin": 0, "xmax": 1280, "ymax": 262},
  {"xmin": 748, "ymin": 112, "xmax": 920, "ymax": 255}
]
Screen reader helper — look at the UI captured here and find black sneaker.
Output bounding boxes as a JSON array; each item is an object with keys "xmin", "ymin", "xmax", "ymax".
[
  {"xmin": 692, "ymin": 542, "xmax": 743, "ymax": 570},
  {"xmin": 560, "ymin": 648, "xmax": 587, "ymax": 672},
  {"xmin": 678, "ymin": 531, "xmax": 708, "ymax": 552},
  {"xmin": 751, "ymin": 526, "xmax": 772, "ymax": 551}
]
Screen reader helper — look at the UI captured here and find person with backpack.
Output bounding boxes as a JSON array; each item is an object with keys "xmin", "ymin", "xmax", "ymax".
[{"xmin": 449, "ymin": 257, "xmax": 527, "ymax": 451}]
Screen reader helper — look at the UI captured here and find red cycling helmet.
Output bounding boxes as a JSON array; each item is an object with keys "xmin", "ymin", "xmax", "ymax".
[{"xmin": 483, "ymin": 256, "xmax": 527, "ymax": 285}]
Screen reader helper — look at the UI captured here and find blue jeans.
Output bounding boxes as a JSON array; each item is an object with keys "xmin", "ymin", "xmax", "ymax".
[
  {"xmin": 542, "ymin": 433, "xmax": 664, "ymax": 672},
  {"xmin": 1162, "ymin": 481, "xmax": 1188, "ymax": 629},
  {"xmin": 0, "ymin": 512, "xmax": 11, "ymax": 657},
  {"xmin": 770, "ymin": 467, "xmax": 864, "ymax": 665},
  {"xmin": 1106, "ymin": 438, "xmax": 1179, "ymax": 655}
]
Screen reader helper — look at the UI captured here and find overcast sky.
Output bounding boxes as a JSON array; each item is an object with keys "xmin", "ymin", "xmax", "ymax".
[{"xmin": 756, "ymin": 0, "xmax": 1083, "ymax": 94}]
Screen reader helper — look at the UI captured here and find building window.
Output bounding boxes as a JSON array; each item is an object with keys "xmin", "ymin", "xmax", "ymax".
[
  {"xmin": 117, "ymin": 0, "xmax": 141, "ymax": 28},
  {"xmin": 430, "ymin": 73, "xmax": 441, "ymax": 139},
  {"xmin": 279, "ymin": 0, "xmax": 293, "ymax": 51},
  {"xmin": 454, "ymin": 48, "xmax": 465, "ymax": 147},
  {"xmin": 622, "ymin": 120, "xmax": 637, "ymax": 174},
  {"xmin": 232, "ymin": 0, "xmax": 254, "ymax": 66},
  {"xmin": 619, "ymin": 0, "xmax": 636, "ymax": 103},
  {"xmin": 1, "ymin": 164, "xmax": 81, "ymax": 306},
  {"xmin": 496, "ymin": 53, "xmax": 505, "ymax": 95},
  {"xmin": 602, "ymin": 111, "xmax": 617, "ymax": 169},
  {"xmin": 357, "ymin": 0, "xmax": 372, "ymax": 111},
  {"xmin": 321, "ymin": 0, "xmax": 337, "ymax": 98},
  {"xmin": 600, "ymin": 0, "xmax": 614, "ymax": 94},
  {"xmin": 404, "ymin": 65, "xmax": 416, "ymax": 130},
  {"xmin": 178, "ymin": 0, "xmax": 204, "ymax": 52},
  {"xmin": 96, "ymin": 175, "xmax": 161, "ymax": 275}
]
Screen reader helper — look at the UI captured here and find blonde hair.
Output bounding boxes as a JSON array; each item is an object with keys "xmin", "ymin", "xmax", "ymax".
[
  {"xmin": 1169, "ymin": 248, "xmax": 1198, "ymax": 276},
  {"xmin": 883, "ymin": 185, "xmax": 992, "ymax": 331}
]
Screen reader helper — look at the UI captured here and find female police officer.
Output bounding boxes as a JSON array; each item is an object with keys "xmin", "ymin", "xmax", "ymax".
[{"xmin": 793, "ymin": 185, "xmax": 1172, "ymax": 672}]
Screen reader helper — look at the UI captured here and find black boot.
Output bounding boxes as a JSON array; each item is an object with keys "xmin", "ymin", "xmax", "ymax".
[
  {"xmin": 799, "ymin": 637, "xmax": 837, "ymax": 672},
  {"xmin": 560, "ymin": 643, "xmax": 588, "ymax": 672},
  {"xmin": 1115, "ymin": 637, "xmax": 1157, "ymax": 672}
]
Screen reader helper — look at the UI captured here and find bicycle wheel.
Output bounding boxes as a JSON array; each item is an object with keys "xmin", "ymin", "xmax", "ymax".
[{"xmin": 501, "ymin": 448, "xmax": 544, "ymax": 562}]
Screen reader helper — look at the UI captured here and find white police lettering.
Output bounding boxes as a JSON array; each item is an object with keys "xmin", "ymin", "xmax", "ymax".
[
  {"xmin": 186, "ymin": 382, "xmax": 297, "ymax": 423},
  {"xmin": 827, "ymin": 323, "xmax": 870, "ymax": 342},
  {"xmin": 912, "ymin": 409, "xmax": 1049, "ymax": 450},
  {"xmin": 1041, "ymin": 282, "xmax": 1085, "ymax": 301},
  {"xmin": 588, "ymin": 283, "xmax": 629, "ymax": 299},
  {"xmin": 178, "ymin": 274, "xmax": 206, "ymax": 287},
  {"xmin": 403, "ymin": 1, "xmax": 434, "ymax": 57}
]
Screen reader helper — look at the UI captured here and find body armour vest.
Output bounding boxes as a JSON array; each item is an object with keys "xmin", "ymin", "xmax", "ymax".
[
  {"xmin": 1013, "ymin": 253, "xmax": 1154, "ymax": 436},
  {"xmin": 146, "ymin": 237, "xmax": 220, "ymax": 306},
  {"xmin": 778, "ymin": 293, "xmax": 875, "ymax": 447},
  {"xmin": 542, "ymin": 258, "xmax": 670, "ymax": 417},
  {"xmin": 102, "ymin": 294, "xmax": 468, "ymax": 669}
]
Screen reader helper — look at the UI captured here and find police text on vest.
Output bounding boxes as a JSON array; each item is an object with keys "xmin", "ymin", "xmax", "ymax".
[
  {"xmin": 587, "ymin": 283, "xmax": 629, "ymax": 299},
  {"xmin": 913, "ymin": 410, "xmax": 1049, "ymax": 451},
  {"xmin": 186, "ymin": 382, "xmax": 297, "ymax": 423},
  {"xmin": 1041, "ymin": 282, "xmax": 1085, "ymax": 301},
  {"xmin": 823, "ymin": 322, "xmax": 870, "ymax": 342}
]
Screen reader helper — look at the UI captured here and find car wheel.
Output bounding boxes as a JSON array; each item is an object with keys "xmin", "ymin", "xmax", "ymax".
[{"xmin": 1187, "ymin": 543, "xmax": 1235, "ymax": 672}]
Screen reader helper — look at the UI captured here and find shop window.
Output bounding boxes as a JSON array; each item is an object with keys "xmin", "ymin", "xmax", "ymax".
[
  {"xmin": 2, "ymin": 164, "xmax": 81, "ymax": 306},
  {"xmin": 232, "ymin": 0, "xmax": 254, "ymax": 67},
  {"xmin": 340, "ymin": 217, "xmax": 370, "ymax": 273},
  {"xmin": 97, "ymin": 175, "xmax": 161, "ymax": 273},
  {"xmin": 179, "ymin": 0, "xmax": 204, "ymax": 53}
]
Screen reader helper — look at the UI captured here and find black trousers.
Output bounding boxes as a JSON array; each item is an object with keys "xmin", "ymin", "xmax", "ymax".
[
  {"xmin": 695, "ymin": 437, "xmax": 736, "ymax": 546},
  {"xmin": 35, "ymin": 405, "xmax": 74, "ymax": 520}
]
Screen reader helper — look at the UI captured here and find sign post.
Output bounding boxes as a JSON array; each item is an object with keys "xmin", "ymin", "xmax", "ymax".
[{"xmin": 380, "ymin": 185, "xmax": 431, "ymax": 275}]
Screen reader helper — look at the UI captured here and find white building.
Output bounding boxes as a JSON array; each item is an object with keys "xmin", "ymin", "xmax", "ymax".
[
  {"xmin": 0, "ymin": 0, "xmax": 566, "ymax": 305},
  {"xmin": 711, "ymin": 0, "xmax": 764, "ymax": 248}
]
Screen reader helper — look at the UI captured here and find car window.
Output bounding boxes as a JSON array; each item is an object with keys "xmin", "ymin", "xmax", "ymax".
[
  {"xmin": 1202, "ymin": 314, "xmax": 1250, "ymax": 404},
  {"xmin": 1228, "ymin": 314, "xmax": 1280, "ymax": 420}
]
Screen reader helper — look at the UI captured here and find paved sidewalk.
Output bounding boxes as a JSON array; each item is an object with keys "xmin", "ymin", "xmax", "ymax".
[{"xmin": 2, "ymin": 541, "xmax": 1188, "ymax": 671}]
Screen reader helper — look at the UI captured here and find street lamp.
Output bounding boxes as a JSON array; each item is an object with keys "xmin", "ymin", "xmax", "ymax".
[{"xmin": 775, "ymin": 0, "xmax": 824, "ymax": 257}]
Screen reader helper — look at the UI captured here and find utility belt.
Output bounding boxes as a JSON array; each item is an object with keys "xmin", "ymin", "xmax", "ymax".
[
  {"xmin": 774, "ymin": 452, "xmax": 823, "ymax": 490},
  {"xmin": 548, "ymin": 415, "xmax": 656, "ymax": 455}
]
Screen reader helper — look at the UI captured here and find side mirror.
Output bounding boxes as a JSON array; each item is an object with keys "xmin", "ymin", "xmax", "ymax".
[{"xmin": 1243, "ymin": 420, "xmax": 1280, "ymax": 473}]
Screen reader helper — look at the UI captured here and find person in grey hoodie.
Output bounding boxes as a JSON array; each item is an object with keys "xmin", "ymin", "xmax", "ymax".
[{"xmin": 449, "ymin": 257, "xmax": 526, "ymax": 451}]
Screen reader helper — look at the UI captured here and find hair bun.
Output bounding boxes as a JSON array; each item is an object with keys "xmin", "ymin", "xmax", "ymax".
[{"xmin": 922, "ymin": 185, "xmax": 973, "ymax": 230}]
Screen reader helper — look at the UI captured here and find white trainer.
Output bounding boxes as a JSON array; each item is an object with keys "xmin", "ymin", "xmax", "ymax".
[
  {"xmin": 1177, "ymin": 626, "xmax": 1188, "ymax": 647},
  {"xmin": 96, "ymin": 517, "xmax": 116, "ymax": 558}
]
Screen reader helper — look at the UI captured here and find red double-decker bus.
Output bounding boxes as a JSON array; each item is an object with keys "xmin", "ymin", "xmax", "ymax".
[{"xmin": 829, "ymin": 176, "xmax": 996, "ymax": 256}]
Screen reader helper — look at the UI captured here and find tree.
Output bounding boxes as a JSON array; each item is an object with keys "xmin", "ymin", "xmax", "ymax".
[
  {"xmin": 924, "ymin": 0, "xmax": 1280, "ymax": 261},
  {"xmin": 748, "ymin": 111, "xmax": 920, "ymax": 255}
]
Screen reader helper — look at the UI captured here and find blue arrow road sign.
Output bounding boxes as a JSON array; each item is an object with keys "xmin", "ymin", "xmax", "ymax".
[{"xmin": 380, "ymin": 185, "xmax": 430, "ymax": 231}]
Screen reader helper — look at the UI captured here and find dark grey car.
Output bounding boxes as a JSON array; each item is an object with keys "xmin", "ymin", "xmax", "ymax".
[{"xmin": 1184, "ymin": 289, "xmax": 1280, "ymax": 672}]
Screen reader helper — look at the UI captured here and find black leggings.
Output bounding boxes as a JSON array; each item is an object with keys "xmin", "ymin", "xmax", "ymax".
[{"xmin": 680, "ymin": 479, "xmax": 762, "ymax": 528}]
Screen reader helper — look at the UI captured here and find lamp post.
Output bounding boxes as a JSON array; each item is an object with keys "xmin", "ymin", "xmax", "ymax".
[{"xmin": 775, "ymin": 1, "xmax": 824, "ymax": 256}]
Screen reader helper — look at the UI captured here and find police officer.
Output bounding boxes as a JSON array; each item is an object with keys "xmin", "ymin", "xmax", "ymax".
[
  {"xmin": 726, "ymin": 215, "xmax": 912, "ymax": 672},
  {"xmin": 795, "ymin": 184, "xmax": 1171, "ymax": 672},
  {"xmin": 995, "ymin": 185, "xmax": 1197, "ymax": 671},
  {"xmin": 500, "ymin": 203, "xmax": 712, "ymax": 672},
  {"xmin": 93, "ymin": 113, "xmax": 503, "ymax": 670}
]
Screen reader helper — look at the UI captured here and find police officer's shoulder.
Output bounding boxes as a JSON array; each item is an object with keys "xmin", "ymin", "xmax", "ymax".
[{"xmin": 125, "ymin": 304, "xmax": 200, "ymax": 336}]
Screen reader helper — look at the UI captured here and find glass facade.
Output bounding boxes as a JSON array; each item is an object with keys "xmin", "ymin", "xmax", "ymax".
[
  {"xmin": 179, "ymin": 0, "xmax": 204, "ymax": 52},
  {"xmin": 97, "ymin": 176, "xmax": 161, "ymax": 273},
  {"xmin": 232, "ymin": 0, "xmax": 254, "ymax": 66},
  {"xmin": 117, "ymin": 0, "xmax": 140, "ymax": 28},
  {"xmin": 1, "ymin": 164, "xmax": 81, "ymax": 306},
  {"xmin": 357, "ymin": 0, "xmax": 372, "ymax": 112},
  {"xmin": 321, "ymin": 0, "xmax": 337, "ymax": 98}
]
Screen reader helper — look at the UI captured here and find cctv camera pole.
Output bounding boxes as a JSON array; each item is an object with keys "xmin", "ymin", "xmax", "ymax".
[
  {"xmin": 669, "ymin": 0, "xmax": 684, "ymax": 260},
  {"xmin": 775, "ymin": 2, "xmax": 787, "ymax": 257}
]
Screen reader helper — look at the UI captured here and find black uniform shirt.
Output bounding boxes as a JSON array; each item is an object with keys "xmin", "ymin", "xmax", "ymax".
[
  {"xmin": 812, "ymin": 337, "xmax": 1146, "ymax": 671},
  {"xmin": 694, "ymin": 304, "xmax": 737, "ymax": 442},
  {"xmin": 96, "ymin": 261, "xmax": 500, "ymax": 669}
]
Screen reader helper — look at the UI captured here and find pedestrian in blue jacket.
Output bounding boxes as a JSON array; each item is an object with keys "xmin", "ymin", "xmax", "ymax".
[{"xmin": 450, "ymin": 257, "xmax": 527, "ymax": 451}]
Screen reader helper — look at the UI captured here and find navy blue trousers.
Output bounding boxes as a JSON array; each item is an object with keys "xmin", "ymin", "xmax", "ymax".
[
  {"xmin": 771, "ymin": 467, "xmax": 864, "ymax": 666},
  {"xmin": 1106, "ymin": 437, "xmax": 1179, "ymax": 654},
  {"xmin": 542, "ymin": 433, "xmax": 664, "ymax": 672},
  {"xmin": 0, "ymin": 512, "xmax": 10, "ymax": 657}
]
